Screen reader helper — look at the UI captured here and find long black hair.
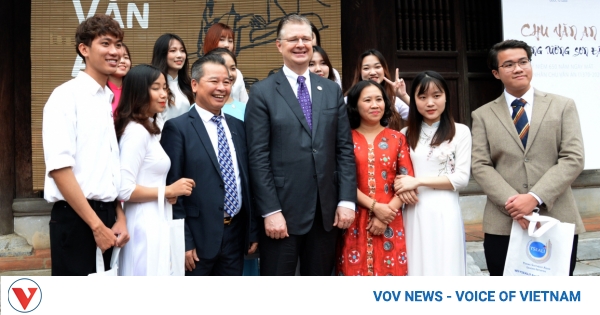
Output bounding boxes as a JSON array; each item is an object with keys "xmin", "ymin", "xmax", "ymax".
[
  {"xmin": 151, "ymin": 33, "xmax": 194, "ymax": 104},
  {"xmin": 346, "ymin": 80, "xmax": 393, "ymax": 129},
  {"xmin": 349, "ymin": 49, "xmax": 403, "ymax": 131},
  {"xmin": 405, "ymin": 70, "xmax": 455, "ymax": 150},
  {"xmin": 114, "ymin": 64, "xmax": 170, "ymax": 141},
  {"xmin": 310, "ymin": 45, "xmax": 336, "ymax": 82}
]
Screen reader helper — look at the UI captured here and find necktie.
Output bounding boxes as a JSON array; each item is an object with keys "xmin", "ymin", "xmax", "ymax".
[
  {"xmin": 297, "ymin": 76, "xmax": 313, "ymax": 129},
  {"xmin": 210, "ymin": 116, "xmax": 239, "ymax": 217},
  {"xmin": 511, "ymin": 98, "xmax": 529, "ymax": 148}
]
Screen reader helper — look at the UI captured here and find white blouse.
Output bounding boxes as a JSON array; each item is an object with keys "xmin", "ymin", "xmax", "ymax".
[
  {"xmin": 160, "ymin": 75, "xmax": 192, "ymax": 122},
  {"xmin": 231, "ymin": 69, "xmax": 249, "ymax": 103}
]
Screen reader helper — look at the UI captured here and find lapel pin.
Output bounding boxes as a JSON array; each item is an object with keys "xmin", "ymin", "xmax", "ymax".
[{"xmin": 317, "ymin": 86, "xmax": 322, "ymax": 91}]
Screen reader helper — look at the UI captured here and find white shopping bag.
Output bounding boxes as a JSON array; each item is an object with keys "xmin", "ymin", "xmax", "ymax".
[
  {"xmin": 89, "ymin": 247, "xmax": 121, "ymax": 276},
  {"xmin": 503, "ymin": 214, "xmax": 575, "ymax": 276},
  {"xmin": 158, "ymin": 186, "xmax": 186, "ymax": 276},
  {"xmin": 168, "ymin": 211, "xmax": 185, "ymax": 276}
]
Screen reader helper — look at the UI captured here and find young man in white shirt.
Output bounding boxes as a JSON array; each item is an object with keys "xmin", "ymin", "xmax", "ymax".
[{"xmin": 43, "ymin": 14, "xmax": 130, "ymax": 276}]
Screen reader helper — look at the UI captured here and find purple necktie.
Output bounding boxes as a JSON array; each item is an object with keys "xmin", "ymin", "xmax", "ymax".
[{"xmin": 297, "ymin": 76, "xmax": 312, "ymax": 129}]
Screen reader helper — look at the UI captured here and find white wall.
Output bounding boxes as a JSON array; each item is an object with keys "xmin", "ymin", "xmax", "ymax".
[{"xmin": 502, "ymin": 0, "xmax": 600, "ymax": 169}]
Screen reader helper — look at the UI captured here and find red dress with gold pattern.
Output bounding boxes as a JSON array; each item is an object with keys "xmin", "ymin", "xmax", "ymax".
[{"xmin": 337, "ymin": 128, "xmax": 414, "ymax": 276}]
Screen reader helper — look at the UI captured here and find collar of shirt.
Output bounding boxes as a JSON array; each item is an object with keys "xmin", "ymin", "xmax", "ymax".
[
  {"xmin": 168, "ymin": 74, "xmax": 178, "ymax": 82},
  {"xmin": 77, "ymin": 71, "xmax": 114, "ymax": 103},
  {"xmin": 194, "ymin": 103, "xmax": 224, "ymax": 123},
  {"xmin": 194, "ymin": 103, "xmax": 225, "ymax": 123},
  {"xmin": 282, "ymin": 65, "xmax": 312, "ymax": 100},
  {"xmin": 78, "ymin": 71, "xmax": 108, "ymax": 95},
  {"xmin": 504, "ymin": 87, "xmax": 534, "ymax": 117},
  {"xmin": 106, "ymin": 80, "xmax": 121, "ymax": 92}
]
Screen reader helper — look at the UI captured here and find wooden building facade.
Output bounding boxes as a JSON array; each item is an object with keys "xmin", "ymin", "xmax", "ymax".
[{"xmin": 341, "ymin": 0, "xmax": 504, "ymax": 125}]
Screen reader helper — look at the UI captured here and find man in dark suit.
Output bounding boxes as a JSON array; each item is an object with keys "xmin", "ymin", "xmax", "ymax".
[
  {"xmin": 471, "ymin": 39, "xmax": 585, "ymax": 276},
  {"xmin": 161, "ymin": 54, "xmax": 258, "ymax": 276},
  {"xmin": 245, "ymin": 14, "xmax": 357, "ymax": 276}
]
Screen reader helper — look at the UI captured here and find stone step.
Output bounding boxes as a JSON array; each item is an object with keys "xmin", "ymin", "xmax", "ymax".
[
  {"xmin": 0, "ymin": 234, "xmax": 33, "ymax": 257},
  {"xmin": 0, "ymin": 248, "xmax": 51, "ymax": 272},
  {"xmin": 467, "ymin": 231, "xmax": 600, "ymax": 276},
  {"xmin": 0, "ymin": 269, "xmax": 51, "ymax": 277}
]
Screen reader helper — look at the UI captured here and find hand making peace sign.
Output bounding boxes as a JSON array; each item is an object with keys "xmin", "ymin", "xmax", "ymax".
[{"xmin": 382, "ymin": 68, "xmax": 410, "ymax": 105}]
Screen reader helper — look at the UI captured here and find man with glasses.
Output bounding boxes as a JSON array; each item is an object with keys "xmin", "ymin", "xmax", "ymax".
[
  {"xmin": 471, "ymin": 39, "xmax": 585, "ymax": 276},
  {"xmin": 245, "ymin": 14, "xmax": 356, "ymax": 275}
]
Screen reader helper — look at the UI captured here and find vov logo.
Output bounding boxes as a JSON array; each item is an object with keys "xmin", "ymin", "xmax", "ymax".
[{"xmin": 8, "ymin": 278, "xmax": 42, "ymax": 313}]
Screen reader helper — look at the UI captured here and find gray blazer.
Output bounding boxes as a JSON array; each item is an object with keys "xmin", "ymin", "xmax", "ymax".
[
  {"xmin": 245, "ymin": 70, "xmax": 356, "ymax": 235},
  {"xmin": 471, "ymin": 89, "xmax": 585, "ymax": 235}
]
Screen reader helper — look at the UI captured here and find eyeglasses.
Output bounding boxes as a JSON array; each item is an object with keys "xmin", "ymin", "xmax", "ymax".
[
  {"xmin": 498, "ymin": 59, "xmax": 531, "ymax": 72},
  {"xmin": 279, "ymin": 37, "xmax": 312, "ymax": 44}
]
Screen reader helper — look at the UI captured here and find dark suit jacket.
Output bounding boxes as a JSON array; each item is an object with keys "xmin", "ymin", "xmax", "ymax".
[
  {"xmin": 471, "ymin": 89, "xmax": 585, "ymax": 235},
  {"xmin": 245, "ymin": 69, "xmax": 357, "ymax": 235},
  {"xmin": 161, "ymin": 107, "xmax": 258, "ymax": 260}
]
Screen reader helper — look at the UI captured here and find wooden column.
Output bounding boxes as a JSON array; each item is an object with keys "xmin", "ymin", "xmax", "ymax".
[
  {"xmin": 0, "ymin": 0, "xmax": 17, "ymax": 235},
  {"xmin": 14, "ymin": 0, "xmax": 34, "ymax": 200},
  {"xmin": 455, "ymin": 0, "xmax": 471, "ymax": 126},
  {"xmin": 0, "ymin": 0, "xmax": 33, "ymax": 235}
]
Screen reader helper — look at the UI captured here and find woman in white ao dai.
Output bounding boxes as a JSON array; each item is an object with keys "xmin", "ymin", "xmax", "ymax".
[
  {"xmin": 395, "ymin": 71, "xmax": 472, "ymax": 276},
  {"xmin": 114, "ymin": 65, "xmax": 195, "ymax": 275}
]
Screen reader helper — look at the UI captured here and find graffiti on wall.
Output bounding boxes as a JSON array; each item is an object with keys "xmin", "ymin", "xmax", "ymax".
[{"xmin": 194, "ymin": 0, "xmax": 331, "ymax": 87}]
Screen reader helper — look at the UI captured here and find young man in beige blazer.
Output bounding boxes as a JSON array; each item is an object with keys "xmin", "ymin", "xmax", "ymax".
[{"xmin": 471, "ymin": 39, "xmax": 585, "ymax": 276}]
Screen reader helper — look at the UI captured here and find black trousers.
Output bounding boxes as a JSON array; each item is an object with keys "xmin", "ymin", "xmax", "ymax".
[
  {"xmin": 50, "ymin": 200, "xmax": 116, "ymax": 276},
  {"xmin": 484, "ymin": 233, "xmax": 579, "ymax": 276},
  {"xmin": 186, "ymin": 215, "xmax": 245, "ymax": 276},
  {"xmin": 259, "ymin": 204, "xmax": 338, "ymax": 276}
]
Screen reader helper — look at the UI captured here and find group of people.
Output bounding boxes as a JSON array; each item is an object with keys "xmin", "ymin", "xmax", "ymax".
[{"xmin": 43, "ymin": 13, "xmax": 585, "ymax": 277}]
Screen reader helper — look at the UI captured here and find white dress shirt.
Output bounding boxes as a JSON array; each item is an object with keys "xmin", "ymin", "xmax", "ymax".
[
  {"xmin": 161, "ymin": 75, "xmax": 192, "ymax": 122},
  {"xmin": 503, "ymin": 87, "xmax": 543, "ymax": 206},
  {"xmin": 194, "ymin": 105, "xmax": 242, "ymax": 216},
  {"xmin": 43, "ymin": 71, "xmax": 120, "ymax": 202}
]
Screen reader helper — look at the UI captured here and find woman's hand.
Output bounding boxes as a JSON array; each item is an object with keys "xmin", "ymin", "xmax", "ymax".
[
  {"xmin": 397, "ymin": 190, "xmax": 419, "ymax": 205},
  {"xmin": 371, "ymin": 202, "xmax": 397, "ymax": 224},
  {"xmin": 383, "ymin": 68, "xmax": 408, "ymax": 101},
  {"xmin": 366, "ymin": 217, "xmax": 387, "ymax": 236},
  {"xmin": 394, "ymin": 174, "xmax": 420, "ymax": 193},
  {"xmin": 166, "ymin": 178, "xmax": 195, "ymax": 198}
]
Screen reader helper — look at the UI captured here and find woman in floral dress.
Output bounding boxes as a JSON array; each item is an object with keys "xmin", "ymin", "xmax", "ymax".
[
  {"xmin": 337, "ymin": 80, "xmax": 414, "ymax": 276},
  {"xmin": 394, "ymin": 71, "xmax": 472, "ymax": 276}
]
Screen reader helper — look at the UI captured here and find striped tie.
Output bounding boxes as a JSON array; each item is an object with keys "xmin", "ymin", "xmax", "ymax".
[
  {"xmin": 210, "ymin": 115, "xmax": 239, "ymax": 217},
  {"xmin": 511, "ymin": 98, "xmax": 529, "ymax": 148}
]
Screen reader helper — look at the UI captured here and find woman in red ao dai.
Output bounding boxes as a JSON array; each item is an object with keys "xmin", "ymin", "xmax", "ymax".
[{"xmin": 337, "ymin": 80, "xmax": 414, "ymax": 276}]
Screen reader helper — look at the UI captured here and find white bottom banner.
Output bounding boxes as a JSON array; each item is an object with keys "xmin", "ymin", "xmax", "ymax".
[{"xmin": 1, "ymin": 276, "xmax": 596, "ymax": 314}]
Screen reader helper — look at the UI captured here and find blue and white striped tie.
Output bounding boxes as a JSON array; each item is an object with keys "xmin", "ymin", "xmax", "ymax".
[{"xmin": 210, "ymin": 115, "xmax": 239, "ymax": 217}]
